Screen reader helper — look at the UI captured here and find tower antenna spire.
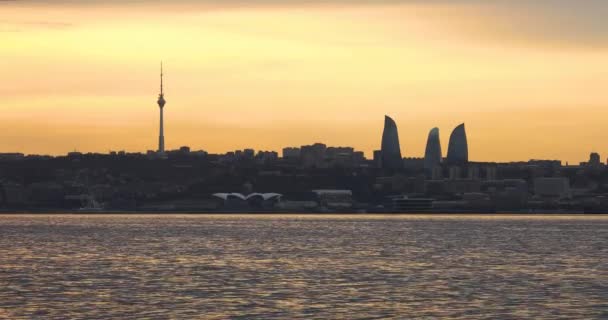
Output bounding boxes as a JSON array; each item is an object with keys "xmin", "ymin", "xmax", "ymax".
[{"xmin": 160, "ymin": 61, "xmax": 164, "ymax": 95}]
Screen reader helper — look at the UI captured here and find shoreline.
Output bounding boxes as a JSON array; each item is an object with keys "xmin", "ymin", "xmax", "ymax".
[{"xmin": 1, "ymin": 210, "xmax": 607, "ymax": 215}]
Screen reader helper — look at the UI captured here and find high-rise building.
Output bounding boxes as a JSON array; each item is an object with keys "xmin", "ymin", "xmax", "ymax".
[
  {"xmin": 373, "ymin": 150, "xmax": 383, "ymax": 168},
  {"xmin": 424, "ymin": 127, "xmax": 442, "ymax": 169},
  {"xmin": 446, "ymin": 123, "xmax": 468, "ymax": 166},
  {"xmin": 380, "ymin": 115, "xmax": 403, "ymax": 169},
  {"xmin": 243, "ymin": 149, "xmax": 255, "ymax": 159},
  {"xmin": 301, "ymin": 143, "xmax": 327, "ymax": 168},
  {"xmin": 157, "ymin": 62, "xmax": 166, "ymax": 154},
  {"xmin": 282, "ymin": 147, "xmax": 301, "ymax": 160},
  {"xmin": 588, "ymin": 152, "xmax": 601, "ymax": 166}
]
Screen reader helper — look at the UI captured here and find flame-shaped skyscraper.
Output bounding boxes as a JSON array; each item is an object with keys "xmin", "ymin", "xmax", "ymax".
[
  {"xmin": 380, "ymin": 115, "xmax": 403, "ymax": 170},
  {"xmin": 424, "ymin": 127, "xmax": 442, "ymax": 169},
  {"xmin": 446, "ymin": 123, "xmax": 468, "ymax": 166}
]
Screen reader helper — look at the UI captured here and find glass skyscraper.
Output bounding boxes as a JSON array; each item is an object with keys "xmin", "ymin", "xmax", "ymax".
[
  {"xmin": 446, "ymin": 123, "xmax": 468, "ymax": 165},
  {"xmin": 380, "ymin": 115, "xmax": 403, "ymax": 170},
  {"xmin": 424, "ymin": 127, "xmax": 442, "ymax": 169}
]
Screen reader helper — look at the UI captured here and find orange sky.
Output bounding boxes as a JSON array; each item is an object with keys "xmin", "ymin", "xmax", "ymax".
[{"xmin": 2, "ymin": 1, "xmax": 608, "ymax": 163}]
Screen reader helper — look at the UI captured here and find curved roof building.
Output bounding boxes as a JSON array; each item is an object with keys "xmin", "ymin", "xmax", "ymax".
[
  {"xmin": 446, "ymin": 123, "xmax": 468, "ymax": 165},
  {"xmin": 212, "ymin": 193, "xmax": 282, "ymax": 201},
  {"xmin": 424, "ymin": 127, "xmax": 442, "ymax": 169},
  {"xmin": 381, "ymin": 115, "xmax": 403, "ymax": 169}
]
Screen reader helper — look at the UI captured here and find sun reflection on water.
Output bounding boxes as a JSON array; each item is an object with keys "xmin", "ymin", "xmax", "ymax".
[{"xmin": 0, "ymin": 214, "xmax": 606, "ymax": 319}]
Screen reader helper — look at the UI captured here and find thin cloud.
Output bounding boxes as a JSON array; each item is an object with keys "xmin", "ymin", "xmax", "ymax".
[
  {"xmin": 5, "ymin": 0, "xmax": 608, "ymax": 47},
  {"xmin": 0, "ymin": 20, "xmax": 73, "ymax": 32}
]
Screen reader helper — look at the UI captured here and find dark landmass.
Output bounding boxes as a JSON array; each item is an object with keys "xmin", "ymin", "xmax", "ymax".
[{"xmin": 1, "ymin": 147, "xmax": 607, "ymax": 214}]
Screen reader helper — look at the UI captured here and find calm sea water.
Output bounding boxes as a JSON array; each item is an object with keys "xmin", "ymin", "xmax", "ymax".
[{"xmin": 0, "ymin": 214, "xmax": 607, "ymax": 319}]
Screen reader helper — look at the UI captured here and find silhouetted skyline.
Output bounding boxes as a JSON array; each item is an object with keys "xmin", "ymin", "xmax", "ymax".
[{"xmin": 3, "ymin": 1, "xmax": 608, "ymax": 163}]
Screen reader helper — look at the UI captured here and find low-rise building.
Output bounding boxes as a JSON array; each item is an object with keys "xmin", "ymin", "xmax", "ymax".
[
  {"xmin": 312, "ymin": 189, "xmax": 353, "ymax": 210},
  {"xmin": 534, "ymin": 177, "xmax": 571, "ymax": 199}
]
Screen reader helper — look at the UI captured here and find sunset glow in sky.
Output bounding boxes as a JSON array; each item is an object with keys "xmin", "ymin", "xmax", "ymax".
[{"xmin": 2, "ymin": 0, "xmax": 608, "ymax": 162}]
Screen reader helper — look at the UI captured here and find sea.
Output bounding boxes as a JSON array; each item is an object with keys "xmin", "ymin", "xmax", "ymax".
[{"xmin": 0, "ymin": 214, "xmax": 606, "ymax": 319}]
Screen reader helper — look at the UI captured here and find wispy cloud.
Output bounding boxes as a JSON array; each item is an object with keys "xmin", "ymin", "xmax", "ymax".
[
  {"xmin": 0, "ymin": 20, "xmax": 73, "ymax": 33},
  {"xmin": 5, "ymin": 0, "xmax": 608, "ymax": 48}
]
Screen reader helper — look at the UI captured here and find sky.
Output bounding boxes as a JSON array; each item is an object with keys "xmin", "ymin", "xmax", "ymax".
[{"xmin": 2, "ymin": 0, "xmax": 608, "ymax": 163}]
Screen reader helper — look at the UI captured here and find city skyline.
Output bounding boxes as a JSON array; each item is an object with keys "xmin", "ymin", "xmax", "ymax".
[
  {"xmin": 3, "ymin": 1, "xmax": 608, "ymax": 162},
  {"xmin": 2, "ymin": 3, "xmax": 608, "ymax": 319}
]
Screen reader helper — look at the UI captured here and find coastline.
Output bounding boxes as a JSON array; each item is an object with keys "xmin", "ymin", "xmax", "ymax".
[{"xmin": 1, "ymin": 209, "xmax": 607, "ymax": 215}]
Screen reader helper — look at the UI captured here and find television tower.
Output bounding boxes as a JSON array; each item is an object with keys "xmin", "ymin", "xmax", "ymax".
[{"xmin": 157, "ymin": 62, "xmax": 166, "ymax": 153}]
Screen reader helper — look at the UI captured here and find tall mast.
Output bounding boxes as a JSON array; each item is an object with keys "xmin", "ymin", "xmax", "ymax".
[
  {"xmin": 160, "ymin": 61, "xmax": 164, "ymax": 96},
  {"xmin": 157, "ymin": 62, "xmax": 166, "ymax": 154}
]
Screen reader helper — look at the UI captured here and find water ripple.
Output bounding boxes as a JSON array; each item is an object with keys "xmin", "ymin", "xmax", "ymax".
[{"xmin": 0, "ymin": 214, "xmax": 607, "ymax": 319}]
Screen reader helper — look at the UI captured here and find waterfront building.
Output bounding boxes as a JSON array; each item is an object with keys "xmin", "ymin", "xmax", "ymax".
[
  {"xmin": 481, "ymin": 179, "xmax": 528, "ymax": 210},
  {"xmin": 384, "ymin": 195, "xmax": 434, "ymax": 212},
  {"xmin": 533, "ymin": 177, "xmax": 571, "ymax": 199},
  {"xmin": 0, "ymin": 182, "xmax": 25, "ymax": 206},
  {"xmin": 446, "ymin": 123, "xmax": 468, "ymax": 166},
  {"xmin": 212, "ymin": 193, "xmax": 283, "ymax": 209},
  {"xmin": 380, "ymin": 115, "xmax": 403, "ymax": 170},
  {"xmin": 312, "ymin": 190, "xmax": 353, "ymax": 210}
]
